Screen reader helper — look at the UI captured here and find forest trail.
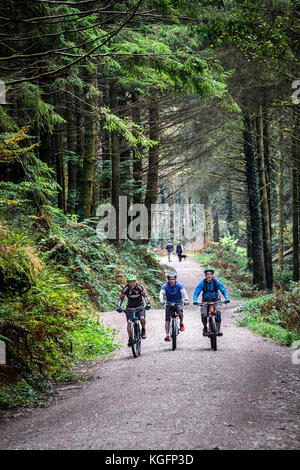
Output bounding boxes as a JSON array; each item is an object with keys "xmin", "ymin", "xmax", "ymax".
[{"xmin": 0, "ymin": 257, "xmax": 299, "ymax": 450}]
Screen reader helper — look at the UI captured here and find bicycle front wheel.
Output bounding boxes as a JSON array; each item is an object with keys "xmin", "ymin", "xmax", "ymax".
[
  {"xmin": 171, "ymin": 318, "xmax": 177, "ymax": 350},
  {"xmin": 209, "ymin": 317, "xmax": 217, "ymax": 351},
  {"xmin": 131, "ymin": 322, "xmax": 141, "ymax": 358}
]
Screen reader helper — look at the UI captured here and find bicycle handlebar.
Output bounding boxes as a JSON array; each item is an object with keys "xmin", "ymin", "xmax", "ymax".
[{"xmin": 196, "ymin": 301, "xmax": 227, "ymax": 306}]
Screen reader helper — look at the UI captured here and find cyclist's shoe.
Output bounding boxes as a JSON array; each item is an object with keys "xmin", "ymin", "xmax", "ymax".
[
  {"xmin": 180, "ymin": 323, "xmax": 185, "ymax": 331},
  {"xmin": 127, "ymin": 338, "xmax": 133, "ymax": 347},
  {"xmin": 164, "ymin": 335, "xmax": 171, "ymax": 342},
  {"xmin": 216, "ymin": 328, "xmax": 223, "ymax": 336},
  {"xmin": 202, "ymin": 327, "xmax": 209, "ymax": 336},
  {"xmin": 141, "ymin": 328, "xmax": 146, "ymax": 339}
]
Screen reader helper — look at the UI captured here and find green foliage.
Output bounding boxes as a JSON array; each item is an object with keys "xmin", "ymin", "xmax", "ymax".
[
  {"xmin": 237, "ymin": 282, "xmax": 300, "ymax": 345},
  {"xmin": 70, "ymin": 318, "xmax": 120, "ymax": 360},
  {"xmin": 0, "ymin": 380, "xmax": 46, "ymax": 410}
]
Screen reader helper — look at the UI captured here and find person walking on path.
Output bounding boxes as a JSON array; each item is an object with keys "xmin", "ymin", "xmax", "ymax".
[
  {"xmin": 193, "ymin": 266, "xmax": 230, "ymax": 336},
  {"xmin": 159, "ymin": 272, "xmax": 189, "ymax": 341},
  {"xmin": 165, "ymin": 240, "xmax": 174, "ymax": 262},
  {"xmin": 176, "ymin": 241, "xmax": 183, "ymax": 262}
]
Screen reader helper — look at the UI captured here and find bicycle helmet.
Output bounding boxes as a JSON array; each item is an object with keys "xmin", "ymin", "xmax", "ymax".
[
  {"xmin": 204, "ymin": 266, "xmax": 214, "ymax": 274},
  {"xmin": 167, "ymin": 272, "xmax": 177, "ymax": 280},
  {"xmin": 126, "ymin": 274, "xmax": 137, "ymax": 282}
]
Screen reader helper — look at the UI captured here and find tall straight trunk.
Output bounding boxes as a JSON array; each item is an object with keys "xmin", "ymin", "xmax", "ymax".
[
  {"xmin": 257, "ymin": 105, "xmax": 273, "ymax": 289},
  {"xmin": 213, "ymin": 206, "xmax": 220, "ymax": 243},
  {"xmin": 144, "ymin": 93, "xmax": 160, "ymax": 241},
  {"xmin": 99, "ymin": 82, "xmax": 111, "ymax": 201},
  {"xmin": 277, "ymin": 110, "xmax": 284, "ymax": 271},
  {"xmin": 263, "ymin": 105, "xmax": 272, "ymax": 239},
  {"xmin": 204, "ymin": 205, "xmax": 212, "ymax": 244},
  {"xmin": 109, "ymin": 81, "xmax": 120, "ymax": 242},
  {"xmin": 225, "ymin": 183, "xmax": 234, "ymax": 236},
  {"xmin": 53, "ymin": 92, "xmax": 66, "ymax": 212},
  {"xmin": 132, "ymin": 91, "xmax": 143, "ymax": 205},
  {"xmin": 66, "ymin": 88, "xmax": 77, "ymax": 213},
  {"xmin": 243, "ymin": 110, "xmax": 265, "ymax": 289},
  {"xmin": 79, "ymin": 72, "xmax": 97, "ymax": 220},
  {"xmin": 246, "ymin": 216, "xmax": 253, "ymax": 271},
  {"xmin": 291, "ymin": 109, "xmax": 300, "ymax": 281}
]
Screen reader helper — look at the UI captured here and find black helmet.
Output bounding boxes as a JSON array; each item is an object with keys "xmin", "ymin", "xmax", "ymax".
[{"xmin": 167, "ymin": 272, "xmax": 177, "ymax": 280}]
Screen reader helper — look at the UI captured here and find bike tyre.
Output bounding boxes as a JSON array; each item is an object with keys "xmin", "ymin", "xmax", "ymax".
[
  {"xmin": 135, "ymin": 322, "xmax": 141, "ymax": 356},
  {"xmin": 171, "ymin": 318, "xmax": 177, "ymax": 350},
  {"xmin": 130, "ymin": 323, "xmax": 138, "ymax": 358},
  {"xmin": 210, "ymin": 317, "xmax": 217, "ymax": 351}
]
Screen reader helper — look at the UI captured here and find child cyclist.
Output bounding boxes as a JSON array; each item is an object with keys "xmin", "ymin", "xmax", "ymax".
[
  {"xmin": 193, "ymin": 266, "xmax": 230, "ymax": 336},
  {"xmin": 159, "ymin": 272, "xmax": 189, "ymax": 342}
]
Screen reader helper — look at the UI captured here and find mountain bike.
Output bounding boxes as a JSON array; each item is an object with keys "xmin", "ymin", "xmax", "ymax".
[
  {"xmin": 197, "ymin": 301, "xmax": 226, "ymax": 351},
  {"xmin": 124, "ymin": 308, "xmax": 142, "ymax": 358},
  {"xmin": 166, "ymin": 302, "xmax": 181, "ymax": 350}
]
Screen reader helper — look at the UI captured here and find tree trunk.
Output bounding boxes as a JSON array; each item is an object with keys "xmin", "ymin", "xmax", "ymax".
[
  {"xmin": 291, "ymin": 109, "xmax": 300, "ymax": 281},
  {"xmin": 66, "ymin": 88, "xmax": 77, "ymax": 214},
  {"xmin": 144, "ymin": 93, "xmax": 160, "ymax": 241},
  {"xmin": 53, "ymin": 92, "xmax": 66, "ymax": 212},
  {"xmin": 257, "ymin": 105, "xmax": 273, "ymax": 289},
  {"xmin": 109, "ymin": 81, "xmax": 120, "ymax": 243},
  {"xmin": 132, "ymin": 91, "xmax": 143, "ymax": 205},
  {"xmin": 243, "ymin": 110, "xmax": 265, "ymax": 289},
  {"xmin": 225, "ymin": 183, "xmax": 234, "ymax": 236},
  {"xmin": 79, "ymin": 72, "xmax": 97, "ymax": 220},
  {"xmin": 213, "ymin": 206, "xmax": 220, "ymax": 243},
  {"xmin": 277, "ymin": 110, "xmax": 284, "ymax": 271},
  {"xmin": 99, "ymin": 82, "xmax": 111, "ymax": 201}
]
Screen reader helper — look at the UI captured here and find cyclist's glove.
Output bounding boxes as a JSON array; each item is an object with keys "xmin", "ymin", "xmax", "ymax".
[
  {"xmin": 225, "ymin": 299, "xmax": 230, "ymax": 304},
  {"xmin": 193, "ymin": 301, "xmax": 198, "ymax": 305},
  {"xmin": 160, "ymin": 301, "xmax": 165, "ymax": 306},
  {"xmin": 116, "ymin": 307, "xmax": 122, "ymax": 313},
  {"xmin": 145, "ymin": 304, "xmax": 151, "ymax": 310},
  {"xmin": 184, "ymin": 300, "xmax": 189, "ymax": 305}
]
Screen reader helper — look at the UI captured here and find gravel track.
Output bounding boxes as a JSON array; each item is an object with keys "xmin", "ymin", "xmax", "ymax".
[{"xmin": 0, "ymin": 257, "xmax": 299, "ymax": 450}]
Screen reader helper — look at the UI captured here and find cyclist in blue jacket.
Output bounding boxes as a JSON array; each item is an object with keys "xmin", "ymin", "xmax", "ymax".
[
  {"xmin": 159, "ymin": 272, "xmax": 189, "ymax": 341},
  {"xmin": 193, "ymin": 266, "xmax": 230, "ymax": 336}
]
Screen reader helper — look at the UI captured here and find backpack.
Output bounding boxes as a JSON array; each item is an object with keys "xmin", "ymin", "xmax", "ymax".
[{"xmin": 203, "ymin": 278, "xmax": 218, "ymax": 293}]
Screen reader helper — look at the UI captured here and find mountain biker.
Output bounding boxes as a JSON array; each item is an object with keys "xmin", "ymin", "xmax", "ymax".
[
  {"xmin": 193, "ymin": 267, "xmax": 230, "ymax": 336},
  {"xmin": 176, "ymin": 241, "xmax": 183, "ymax": 262},
  {"xmin": 116, "ymin": 275, "xmax": 151, "ymax": 346},
  {"xmin": 165, "ymin": 240, "xmax": 174, "ymax": 262},
  {"xmin": 159, "ymin": 272, "xmax": 189, "ymax": 342}
]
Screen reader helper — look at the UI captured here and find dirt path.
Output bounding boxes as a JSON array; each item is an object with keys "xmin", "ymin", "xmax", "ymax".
[{"xmin": 0, "ymin": 257, "xmax": 299, "ymax": 450}]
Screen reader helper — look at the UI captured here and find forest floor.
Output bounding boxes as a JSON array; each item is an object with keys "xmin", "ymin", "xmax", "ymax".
[{"xmin": 0, "ymin": 257, "xmax": 299, "ymax": 450}]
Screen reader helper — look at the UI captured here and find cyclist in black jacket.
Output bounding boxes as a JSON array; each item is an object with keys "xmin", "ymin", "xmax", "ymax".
[{"xmin": 116, "ymin": 274, "xmax": 151, "ymax": 346}]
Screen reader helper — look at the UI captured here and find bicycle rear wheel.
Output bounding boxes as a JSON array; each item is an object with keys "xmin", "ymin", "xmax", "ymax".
[
  {"xmin": 171, "ymin": 318, "xmax": 177, "ymax": 350},
  {"xmin": 209, "ymin": 317, "xmax": 217, "ymax": 351}
]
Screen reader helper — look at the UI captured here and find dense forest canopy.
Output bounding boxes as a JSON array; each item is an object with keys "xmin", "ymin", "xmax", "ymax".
[
  {"xmin": 0, "ymin": 0, "xmax": 299, "ymax": 284},
  {"xmin": 0, "ymin": 0, "xmax": 299, "ymax": 399}
]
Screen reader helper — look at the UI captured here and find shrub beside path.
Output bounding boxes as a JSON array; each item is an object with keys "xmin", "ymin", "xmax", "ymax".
[{"xmin": 0, "ymin": 257, "xmax": 299, "ymax": 450}]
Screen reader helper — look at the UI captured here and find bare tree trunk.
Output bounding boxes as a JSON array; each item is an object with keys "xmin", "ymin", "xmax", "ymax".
[
  {"xmin": 291, "ymin": 109, "xmax": 300, "ymax": 281},
  {"xmin": 79, "ymin": 72, "xmax": 97, "ymax": 220},
  {"xmin": 277, "ymin": 110, "xmax": 284, "ymax": 271},
  {"xmin": 67, "ymin": 88, "xmax": 77, "ymax": 214},
  {"xmin": 53, "ymin": 92, "xmax": 66, "ymax": 212},
  {"xmin": 257, "ymin": 105, "xmax": 273, "ymax": 289},
  {"xmin": 144, "ymin": 93, "xmax": 160, "ymax": 241},
  {"xmin": 243, "ymin": 110, "xmax": 265, "ymax": 289},
  {"xmin": 109, "ymin": 81, "xmax": 120, "ymax": 243},
  {"xmin": 132, "ymin": 91, "xmax": 143, "ymax": 205}
]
